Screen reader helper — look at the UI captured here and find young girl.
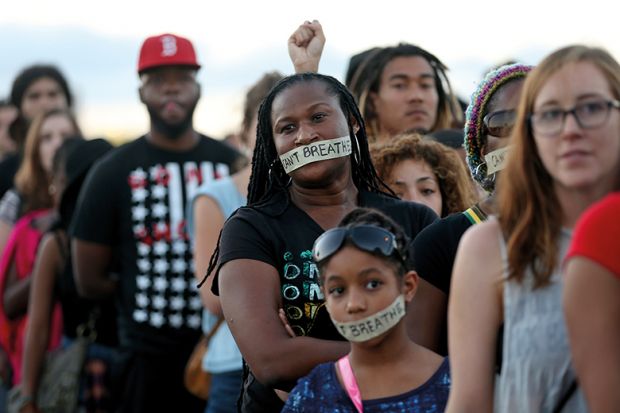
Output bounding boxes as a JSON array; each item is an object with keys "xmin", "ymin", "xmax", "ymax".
[
  {"xmin": 282, "ymin": 208, "xmax": 450, "ymax": 412},
  {"xmin": 371, "ymin": 132, "xmax": 477, "ymax": 217}
]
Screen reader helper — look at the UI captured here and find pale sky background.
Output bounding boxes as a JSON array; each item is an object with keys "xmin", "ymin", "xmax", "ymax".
[{"xmin": 1, "ymin": 0, "xmax": 619, "ymax": 143}]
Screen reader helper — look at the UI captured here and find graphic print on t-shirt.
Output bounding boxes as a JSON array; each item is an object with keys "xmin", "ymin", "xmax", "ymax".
[
  {"xmin": 129, "ymin": 161, "xmax": 229, "ymax": 329},
  {"xmin": 281, "ymin": 249, "xmax": 325, "ymax": 337}
]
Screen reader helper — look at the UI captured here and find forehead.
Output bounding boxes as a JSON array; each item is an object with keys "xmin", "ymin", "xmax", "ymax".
[
  {"xmin": 535, "ymin": 61, "xmax": 612, "ymax": 107},
  {"xmin": 381, "ymin": 56, "xmax": 434, "ymax": 80},
  {"xmin": 487, "ymin": 79, "xmax": 525, "ymax": 114},
  {"xmin": 26, "ymin": 77, "xmax": 62, "ymax": 92},
  {"xmin": 141, "ymin": 66, "xmax": 197, "ymax": 79},
  {"xmin": 271, "ymin": 80, "xmax": 340, "ymax": 121}
]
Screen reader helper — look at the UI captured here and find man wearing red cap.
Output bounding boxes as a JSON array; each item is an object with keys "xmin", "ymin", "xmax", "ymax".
[{"xmin": 70, "ymin": 33, "xmax": 241, "ymax": 413}]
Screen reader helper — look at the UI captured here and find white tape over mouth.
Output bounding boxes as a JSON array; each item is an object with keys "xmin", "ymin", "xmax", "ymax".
[
  {"xmin": 329, "ymin": 295, "xmax": 406, "ymax": 342},
  {"xmin": 279, "ymin": 136, "xmax": 352, "ymax": 174},
  {"xmin": 484, "ymin": 146, "xmax": 511, "ymax": 176}
]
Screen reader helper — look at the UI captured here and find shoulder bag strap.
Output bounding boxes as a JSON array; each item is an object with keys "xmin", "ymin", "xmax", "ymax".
[
  {"xmin": 206, "ymin": 317, "xmax": 225, "ymax": 342},
  {"xmin": 336, "ymin": 355, "xmax": 363, "ymax": 413}
]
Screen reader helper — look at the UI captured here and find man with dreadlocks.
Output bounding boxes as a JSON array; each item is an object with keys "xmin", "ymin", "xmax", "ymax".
[
  {"xmin": 205, "ymin": 72, "xmax": 439, "ymax": 412},
  {"xmin": 346, "ymin": 43, "xmax": 464, "ymax": 143}
]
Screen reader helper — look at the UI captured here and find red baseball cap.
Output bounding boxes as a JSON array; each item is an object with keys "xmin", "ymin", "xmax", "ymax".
[{"xmin": 137, "ymin": 33, "xmax": 201, "ymax": 74}]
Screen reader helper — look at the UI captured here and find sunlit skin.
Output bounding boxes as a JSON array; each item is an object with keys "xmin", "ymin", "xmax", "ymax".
[
  {"xmin": 20, "ymin": 77, "xmax": 68, "ymax": 122},
  {"xmin": 38, "ymin": 114, "xmax": 77, "ymax": 173},
  {"xmin": 271, "ymin": 81, "xmax": 355, "ymax": 190},
  {"xmin": 532, "ymin": 61, "xmax": 620, "ymax": 196},
  {"xmin": 386, "ymin": 159, "xmax": 442, "ymax": 217},
  {"xmin": 371, "ymin": 56, "xmax": 439, "ymax": 140}
]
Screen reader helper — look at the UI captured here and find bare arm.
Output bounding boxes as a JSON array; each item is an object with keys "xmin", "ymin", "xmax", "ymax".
[
  {"xmin": 3, "ymin": 256, "xmax": 31, "ymax": 320},
  {"xmin": 445, "ymin": 220, "xmax": 503, "ymax": 413},
  {"xmin": 219, "ymin": 259, "xmax": 349, "ymax": 388},
  {"xmin": 192, "ymin": 195, "xmax": 226, "ymax": 315},
  {"xmin": 72, "ymin": 239, "xmax": 117, "ymax": 299},
  {"xmin": 406, "ymin": 278, "xmax": 447, "ymax": 353},
  {"xmin": 21, "ymin": 234, "xmax": 62, "ymax": 399},
  {"xmin": 288, "ymin": 20, "xmax": 325, "ymax": 73},
  {"xmin": 564, "ymin": 257, "xmax": 620, "ymax": 413}
]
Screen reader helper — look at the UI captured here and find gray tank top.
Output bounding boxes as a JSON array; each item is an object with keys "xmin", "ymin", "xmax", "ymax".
[{"xmin": 495, "ymin": 226, "xmax": 588, "ymax": 412}]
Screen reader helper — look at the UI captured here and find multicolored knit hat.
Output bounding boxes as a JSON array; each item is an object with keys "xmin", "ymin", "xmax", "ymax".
[{"xmin": 464, "ymin": 63, "xmax": 533, "ymax": 193}]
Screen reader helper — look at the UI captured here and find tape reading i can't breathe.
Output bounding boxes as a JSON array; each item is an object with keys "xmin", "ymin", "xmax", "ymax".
[
  {"xmin": 279, "ymin": 136, "xmax": 352, "ymax": 174},
  {"xmin": 330, "ymin": 295, "xmax": 406, "ymax": 342},
  {"xmin": 484, "ymin": 146, "xmax": 511, "ymax": 176}
]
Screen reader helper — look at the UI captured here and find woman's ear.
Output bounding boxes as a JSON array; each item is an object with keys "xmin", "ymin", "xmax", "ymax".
[{"xmin": 402, "ymin": 270, "xmax": 419, "ymax": 303}]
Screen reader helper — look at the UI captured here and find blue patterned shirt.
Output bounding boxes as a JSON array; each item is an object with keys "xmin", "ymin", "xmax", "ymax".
[{"xmin": 282, "ymin": 358, "xmax": 450, "ymax": 412}]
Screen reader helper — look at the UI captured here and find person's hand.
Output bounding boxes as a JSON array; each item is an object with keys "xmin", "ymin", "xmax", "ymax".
[
  {"xmin": 288, "ymin": 20, "xmax": 325, "ymax": 73},
  {"xmin": 278, "ymin": 308, "xmax": 296, "ymax": 338}
]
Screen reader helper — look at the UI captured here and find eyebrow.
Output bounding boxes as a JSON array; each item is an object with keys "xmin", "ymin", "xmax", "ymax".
[
  {"xmin": 272, "ymin": 102, "xmax": 333, "ymax": 128},
  {"xmin": 394, "ymin": 176, "xmax": 436, "ymax": 185},
  {"xmin": 388, "ymin": 73, "xmax": 434, "ymax": 82},
  {"xmin": 537, "ymin": 92, "xmax": 610, "ymax": 108}
]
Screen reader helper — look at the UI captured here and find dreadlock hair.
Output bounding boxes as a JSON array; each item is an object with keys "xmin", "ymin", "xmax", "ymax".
[
  {"xmin": 202, "ymin": 73, "xmax": 394, "ymax": 288},
  {"xmin": 320, "ymin": 207, "xmax": 410, "ymax": 279},
  {"xmin": 348, "ymin": 43, "xmax": 464, "ymax": 141},
  {"xmin": 248, "ymin": 72, "xmax": 393, "ymax": 205}
]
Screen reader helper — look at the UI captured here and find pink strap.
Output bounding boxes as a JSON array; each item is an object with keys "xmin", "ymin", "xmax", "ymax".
[{"xmin": 337, "ymin": 355, "xmax": 363, "ymax": 413}]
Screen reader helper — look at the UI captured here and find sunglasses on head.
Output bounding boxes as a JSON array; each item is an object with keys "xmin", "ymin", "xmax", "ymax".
[
  {"xmin": 483, "ymin": 109, "xmax": 516, "ymax": 137},
  {"xmin": 312, "ymin": 225, "xmax": 405, "ymax": 265}
]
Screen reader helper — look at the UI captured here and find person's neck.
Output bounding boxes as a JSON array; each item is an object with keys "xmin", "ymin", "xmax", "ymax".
[
  {"xmin": 147, "ymin": 126, "xmax": 199, "ymax": 152},
  {"xmin": 289, "ymin": 176, "xmax": 358, "ymax": 210},
  {"xmin": 556, "ymin": 183, "xmax": 611, "ymax": 229},
  {"xmin": 478, "ymin": 193, "xmax": 497, "ymax": 216},
  {"xmin": 348, "ymin": 326, "xmax": 416, "ymax": 370}
]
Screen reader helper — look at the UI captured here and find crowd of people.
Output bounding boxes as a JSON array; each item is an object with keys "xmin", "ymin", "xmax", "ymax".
[{"xmin": 0, "ymin": 19, "xmax": 618, "ymax": 413}]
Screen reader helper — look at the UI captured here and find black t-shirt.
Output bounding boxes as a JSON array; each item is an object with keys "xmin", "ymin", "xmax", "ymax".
[
  {"xmin": 214, "ymin": 188, "xmax": 438, "ymax": 412},
  {"xmin": 411, "ymin": 212, "xmax": 474, "ymax": 296},
  {"xmin": 0, "ymin": 153, "xmax": 19, "ymax": 199},
  {"xmin": 71, "ymin": 135, "xmax": 241, "ymax": 355}
]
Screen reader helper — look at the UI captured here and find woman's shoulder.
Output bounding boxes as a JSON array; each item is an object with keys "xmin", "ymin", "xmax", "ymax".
[{"xmin": 285, "ymin": 362, "xmax": 345, "ymax": 410}]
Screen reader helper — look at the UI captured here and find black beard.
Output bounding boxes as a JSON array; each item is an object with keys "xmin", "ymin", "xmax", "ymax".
[{"xmin": 146, "ymin": 100, "xmax": 197, "ymax": 140}]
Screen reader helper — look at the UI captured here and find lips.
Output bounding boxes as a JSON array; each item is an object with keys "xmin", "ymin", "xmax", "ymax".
[
  {"xmin": 560, "ymin": 149, "xmax": 591, "ymax": 161},
  {"xmin": 405, "ymin": 109, "xmax": 428, "ymax": 118}
]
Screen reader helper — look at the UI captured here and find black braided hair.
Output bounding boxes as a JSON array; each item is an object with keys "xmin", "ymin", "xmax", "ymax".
[
  {"xmin": 348, "ymin": 43, "xmax": 463, "ymax": 139},
  {"xmin": 322, "ymin": 207, "xmax": 410, "ymax": 278},
  {"xmin": 202, "ymin": 73, "xmax": 395, "ymax": 288}
]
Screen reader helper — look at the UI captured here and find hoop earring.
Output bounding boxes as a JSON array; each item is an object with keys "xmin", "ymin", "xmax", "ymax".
[{"xmin": 474, "ymin": 162, "xmax": 487, "ymax": 178}]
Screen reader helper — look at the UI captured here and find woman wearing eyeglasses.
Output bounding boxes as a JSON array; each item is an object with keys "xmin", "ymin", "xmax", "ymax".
[
  {"xmin": 410, "ymin": 63, "xmax": 532, "ymax": 354},
  {"xmin": 205, "ymin": 72, "xmax": 438, "ymax": 412},
  {"xmin": 282, "ymin": 208, "xmax": 450, "ymax": 413},
  {"xmin": 446, "ymin": 45, "xmax": 620, "ymax": 412}
]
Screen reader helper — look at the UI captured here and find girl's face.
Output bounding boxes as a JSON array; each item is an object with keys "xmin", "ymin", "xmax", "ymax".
[
  {"xmin": 370, "ymin": 56, "xmax": 439, "ymax": 137},
  {"xmin": 321, "ymin": 245, "xmax": 416, "ymax": 344},
  {"xmin": 387, "ymin": 158, "xmax": 443, "ymax": 216},
  {"xmin": 21, "ymin": 77, "xmax": 68, "ymax": 122},
  {"xmin": 271, "ymin": 80, "xmax": 352, "ymax": 185},
  {"xmin": 532, "ymin": 61, "xmax": 620, "ymax": 194},
  {"xmin": 38, "ymin": 114, "xmax": 76, "ymax": 174}
]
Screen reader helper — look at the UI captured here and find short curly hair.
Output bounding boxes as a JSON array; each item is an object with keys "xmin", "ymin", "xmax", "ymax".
[{"xmin": 371, "ymin": 132, "xmax": 478, "ymax": 217}]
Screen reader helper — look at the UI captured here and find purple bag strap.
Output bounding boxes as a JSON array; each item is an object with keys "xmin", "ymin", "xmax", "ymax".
[{"xmin": 337, "ymin": 355, "xmax": 363, "ymax": 413}]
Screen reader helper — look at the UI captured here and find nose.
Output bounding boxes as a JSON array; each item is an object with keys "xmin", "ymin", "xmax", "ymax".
[
  {"xmin": 407, "ymin": 84, "xmax": 424, "ymax": 102},
  {"xmin": 561, "ymin": 111, "xmax": 583, "ymax": 137},
  {"xmin": 294, "ymin": 124, "xmax": 318, "ymax": 146},
  {"xmin": 345, "ymin": 288, "xmax": 367, "ymax": 314}
]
